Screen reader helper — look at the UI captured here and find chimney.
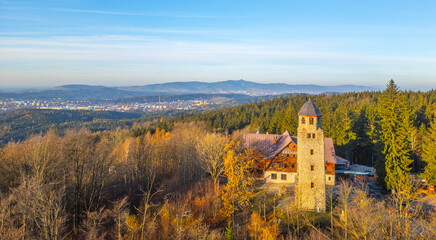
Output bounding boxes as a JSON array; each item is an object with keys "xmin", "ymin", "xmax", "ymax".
[{"xmin": 274, "ymin": 136, "xmax": 277, "ymax": 144}]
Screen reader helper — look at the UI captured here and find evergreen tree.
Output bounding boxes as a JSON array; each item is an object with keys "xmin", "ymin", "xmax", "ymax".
[
  {"xmin": 378, "ymin": 80, "xmax": 413, "ymax": 190},
  {"xmin": 351, "ymin": 107, "xmax": 372, "ymax": 165},
  {"xmin": 421, "ymin": 119, "xmax": 436, "ymax": 185},
  {"xmin": 332, "ymin": 102, "xmax": 355, "ymax": 159},
  {"xmin": 225, "ymin": 221, "xmax": 234, "ymax": 240},
  {"xmin": 268, "ymin": 110, "xmax": 282, "ymax": 134},
  {"xmin": 281, "ymin": 103, "xmax": 298, "ymax": 135}
]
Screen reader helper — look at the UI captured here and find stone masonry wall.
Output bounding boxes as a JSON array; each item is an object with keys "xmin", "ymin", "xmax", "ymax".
[{"xmin": 297, "ymin": 115, "xmax": 326, "ymax": 212}]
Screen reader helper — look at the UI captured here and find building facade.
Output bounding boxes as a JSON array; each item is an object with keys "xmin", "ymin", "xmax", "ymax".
[
  {"xmin": 243, "ymin": 100, "xmax": 332, "ymax": 212},
  {"xmin": 296, "ymin": 101, "xmax": 326, "ymax": 212}
]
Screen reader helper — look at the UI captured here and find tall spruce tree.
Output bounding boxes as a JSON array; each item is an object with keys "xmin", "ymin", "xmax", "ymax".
[
  {"xmin": 281, "ymin": 103, "xmax": 298, "ymax": 135},
  {"xmin": 378, "ymin": 80, "xmax": 413, "ymax": 190},
  {"xmin": 332, "ymin": 102, "xmax": 355, "ymax": 159},
  {"xmin": 351, "ymin": 107, "xmax": 372, "ymax": 165},
  {"xmin": 421, "ymin": 119, "xmax": 436, "ymax": 185},
  {"xmin": 268, "ymin": 110, "xmax": 283, "ymax": 134}
]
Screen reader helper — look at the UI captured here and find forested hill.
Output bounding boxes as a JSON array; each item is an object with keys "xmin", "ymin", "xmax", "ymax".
[
  {"xmin": 1, "ymin": 82, "xmax": 436, "ymax": 239},
  {"xmin": 0, "ymin": 80, "xmax": 376, "ymax": 100},
  {"xmin": 0, "ymin": 109, "xmax": 142, "ymax": 145},
  {"xmin": 169, "ymin": 88, "xmax": 436, "ymax": 169}
]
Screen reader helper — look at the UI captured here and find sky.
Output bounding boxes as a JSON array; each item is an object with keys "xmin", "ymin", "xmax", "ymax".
[{"xmin": 0, "ymin": 0, "xmax": 435, "ymax": 90}]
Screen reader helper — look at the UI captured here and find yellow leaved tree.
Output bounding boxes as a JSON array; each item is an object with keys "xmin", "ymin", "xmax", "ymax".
[
  {"xmin": 220, "ymin": 139, "xmax": 254, "ymax": 223},
  {"xmin": 248, "ymin": 212, "xmax": 279, "ymax": 240}
]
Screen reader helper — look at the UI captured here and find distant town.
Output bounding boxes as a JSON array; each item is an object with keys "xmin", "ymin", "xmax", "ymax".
[{"xmin": 0, "ymin": 97, "xmax": 236, "ymax": 113}]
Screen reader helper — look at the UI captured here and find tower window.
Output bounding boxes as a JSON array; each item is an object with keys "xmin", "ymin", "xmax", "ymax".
[
  {"xmin": 309, "ymin": 117, "xmax": 314, "ymax": 125},
  {"xmin": 312, "ymin": 133, "xmax": 315, "ymax": 138},
  {"xmin": 310, "ymin": 149, "xmax": 314, "ymax": 155},
  {"xmin": 311, "ymin": 165, "xmax": 314, "ymax": 171},
  {"xmin": 301, "ymin": 117, "xmax": 305, "ymax": 124},
  {"xmin": 311, "ymin": 182, "xmax": 314, "ymax": 188}
]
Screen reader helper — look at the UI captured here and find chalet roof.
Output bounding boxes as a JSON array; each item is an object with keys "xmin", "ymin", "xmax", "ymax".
[
  {"xmin": 243, "ymin": 131, "xmax": 296, "ymax": 159},
  {"xmin": 298, "ymin": 100, "xmax": 322, "ymax": 116},
  {"xmin": 243, "ymin": 131, "xmax": 336, "ymax": 164},
  {"xmin": 324, "ymin": 138, "xmax": 336, "ymax": 164}
]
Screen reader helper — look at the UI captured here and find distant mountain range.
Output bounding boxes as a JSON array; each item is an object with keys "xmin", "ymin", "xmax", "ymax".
[{"xmin": 0, "ymin": 80, "xmax": 378, "ymax": 100}]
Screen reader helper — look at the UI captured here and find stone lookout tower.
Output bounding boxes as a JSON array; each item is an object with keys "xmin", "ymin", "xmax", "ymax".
[{"xmin": 296, "ymin": 100, "xmax": 326, "ymax": 212}]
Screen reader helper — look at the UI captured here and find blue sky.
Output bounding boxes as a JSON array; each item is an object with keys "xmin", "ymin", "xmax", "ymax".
[{"xmin": 0, "ymin": 0, "xmax": 435, "ymax": 89}]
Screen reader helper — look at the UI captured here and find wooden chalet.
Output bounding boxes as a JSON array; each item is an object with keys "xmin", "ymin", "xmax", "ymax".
[{"xmin": 243, "ymin": 130, "xmax": 337, "ymax": 185}]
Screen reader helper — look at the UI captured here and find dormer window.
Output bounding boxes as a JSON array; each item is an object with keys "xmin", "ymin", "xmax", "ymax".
[{"xmin": 309, "ymin": 117, "xmax": 314, "ymax": 125}]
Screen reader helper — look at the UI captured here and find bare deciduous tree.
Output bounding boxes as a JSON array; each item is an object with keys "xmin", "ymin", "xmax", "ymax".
[{"xmin": 196, "ymin": 132, "xmax": 228, "ymax": 195}]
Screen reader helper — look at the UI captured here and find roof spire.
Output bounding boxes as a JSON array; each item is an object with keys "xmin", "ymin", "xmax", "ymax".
[{"xmin": 298, "ymin": 100, "xmax": 322, "ymax": 116}]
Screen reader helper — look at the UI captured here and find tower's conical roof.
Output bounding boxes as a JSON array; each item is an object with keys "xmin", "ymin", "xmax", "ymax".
[{"xmin": 298, "ymin": 100, "xmax": 322, "ymax": 116}]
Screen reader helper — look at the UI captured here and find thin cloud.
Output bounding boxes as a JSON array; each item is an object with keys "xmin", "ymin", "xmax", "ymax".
[
  {"xmin": 50, "ymin": 8, "xmax": 236, "ymax": 19},
  {"xmin": 112, "ymin": 27, "xmax": 200, "ymax": 34},
  {"xmin": 0, "ymin": 32, "xmax": 47, "ymax": 36},
  {"xmin": 2, "ymin": 36, "xmax": 435, "ymax": 67},
  {"xmin": 0, "ymin": 15, "xmax": 41, "ymax": 22}
]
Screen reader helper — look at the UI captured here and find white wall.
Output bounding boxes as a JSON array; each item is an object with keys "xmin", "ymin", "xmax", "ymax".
[{"xmin": 265, "ymin": 171, "xmax": 297, "ymax": 183}]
